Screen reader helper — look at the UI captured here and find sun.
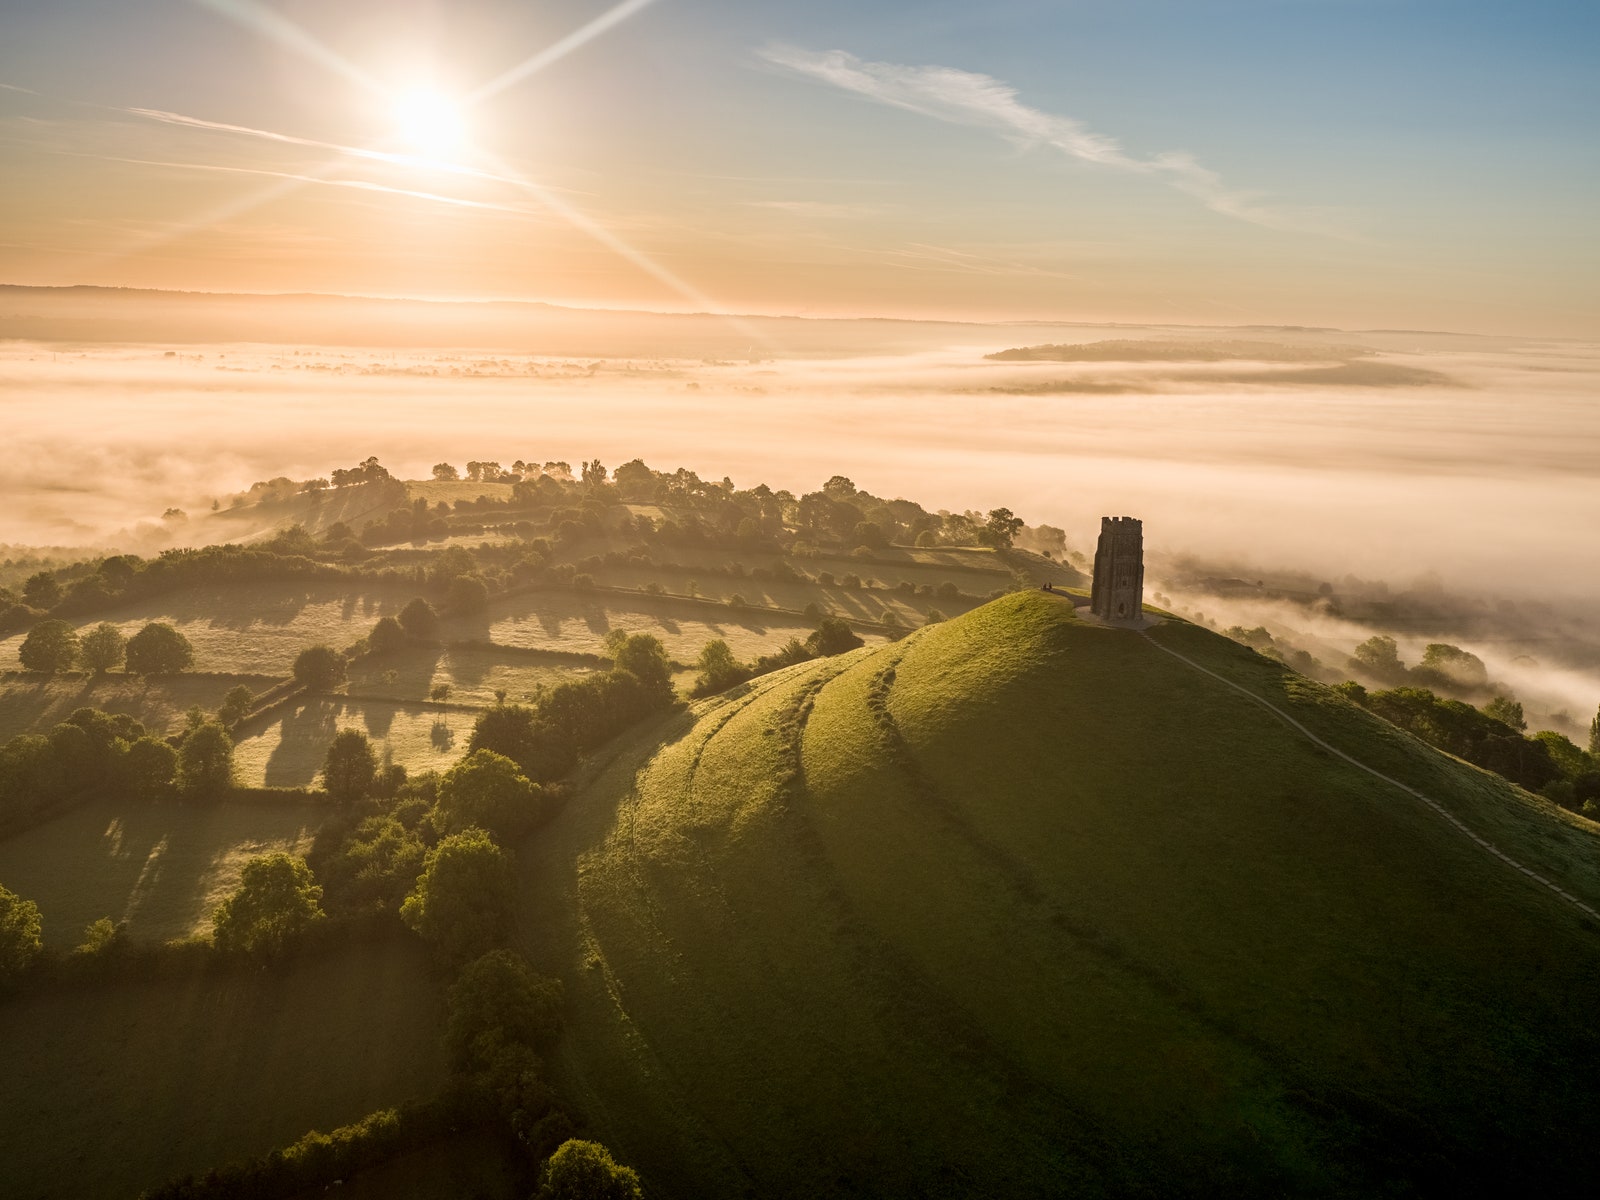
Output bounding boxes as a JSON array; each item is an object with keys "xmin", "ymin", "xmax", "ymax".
[{"xmin": 391, "ymin": 87, "xmax": 466, "ymax": 156}]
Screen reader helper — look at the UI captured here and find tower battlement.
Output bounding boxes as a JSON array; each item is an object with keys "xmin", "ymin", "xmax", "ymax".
[{"xmin": 1090, "ymin": 516, "xmax": 1144, "ymax": 624}]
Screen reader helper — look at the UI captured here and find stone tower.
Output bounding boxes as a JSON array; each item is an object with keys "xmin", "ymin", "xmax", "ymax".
[{"xmin": 1091, "ymin": 516, "xmax": 1144, "ymax": 624}]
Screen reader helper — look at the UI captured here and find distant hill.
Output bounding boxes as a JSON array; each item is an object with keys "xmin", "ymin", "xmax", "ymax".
[
  {"xmin": 985, "ymin": 338, "xmax": 1374, "ymax": 362},
  {"xmin": 520, "ymin": 591, "xmax": 1600, "ymax": 1198}
]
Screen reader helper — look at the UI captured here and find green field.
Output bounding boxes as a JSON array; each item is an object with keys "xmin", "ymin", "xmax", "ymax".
[
  {"xmin": 232, "ymin": 698, "xmax": 480, "ymax": 787},
  {"xmin": 446, "ymin": 590, "xmax": 890, "ymax": 664},
  {"xmin": 0, "ymin": 671, "xmax": 281, "ymax": 741},
  {"xmin": 517, "ymin": 591, "xmax": 1600, "ymax": 1197},
  {"xmin": 0, "ymin": 581, "xmax": 420, "ymax": 675},
  {"xmin": 0, "ymin": 939, "xmax": 445, "ymax": 1200},
  {"xmin": 581, "ymin": 561, "xmax": 977, "ymax": 625},
  {"xmin": 0, "ymin": 796, "xmax": 322, "ymax": 945},
  {"xmin": 346, "ymin": 642, "xmax": 596, "ymax": 707}
]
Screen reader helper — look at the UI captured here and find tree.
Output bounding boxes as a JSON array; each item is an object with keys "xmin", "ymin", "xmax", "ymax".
[
  {"xmin": 400, "ymin": 828, "xmax": 515, "ymax": 963},
  {"xmin": 983, "ymin": 507, "xmax": 1025, "ymax": 548},
  {"xmin": 692, "ymin": 639, "xmax": 748, "ymax": 697},
  {"xmin": 368, "ymin": 615, "xmax": 406, "ymax": 655},
  {"xmin": 1419, "ymin": 643, "xmax": 1489, "ymax": 690},
  {"xmin": 445, "ymin": 948, "xmax": 563, "ymax": 1073},
  {"xmin": 0, "ymin": 883, "xmax": 44, "ymax": 990},
  {"xmin": 1484, "ymin": 695, "xmax": 1527, "ymax": 732},
  {"xmin": 212, "ymin": 853, "xmax": 326, "ymax": 959},
  {"xmin": 398, "ymin": 597, "xmax": 441, "ymax": 640},
  {"xmin": 609, "ymin": 632, "xmax": 673, "ymax": 698},
  {"xmin": 852, "ymin": 521, "xmax": 888, "ymax": 550},
  {"xmin": 18, "ymin": 619, "xmax": 78, "ymax": 673},
  {"xmin": 581, "ymin": 459, "xmax": 608, "ymax": 488},
  {"xmin": 217, "ymin": 684, "xmax": 254, "ymax": 728},
  {"xmin": 1590, "ymin": 705, "xmax": 1600, "ymax": 758},
  {"xmin": 124, "ymin": 622, "xmax": 194, "ymax": 674},
  {"xmin": 293, "ymin": 644, "xmax": 346, "ymax": 691},
  {"xmin": 613, "ymin": 458, "xmax": 653, "ymax": 500},
  {"xmin": 177, "ymin": 720, "xmax": 234, "ymax": 799},
  {"xmin": 539, "ymin": 1140, "xmax": 643, "ymax": 1200},
  {"xmin": 806, "ymin": 616, "xmax": 864, "ymax": 658},
  {"xmin": 1350, "ymin": 635, "xmax": 1407, "ymax": 684},
  {"xmin": 432, "ymin": 462, "xmax": 460, "ymax": 481},
  {"xmin": 79, "ymin": 622, "xmax": 127, "ymax": 673},
  {"xmin": 22, "ymin": 571, "xmax": 62, "ymax": 609},
  {"xmin": 322, "ymin": 728, "xmax": 378, "ymax": 805},
  {"xmin": 435, "ymin": 750, "xmax": 542, "ymax": 839},
  {"xmin": 468, "ymin": 704, "xmax": 576, "ymax": 782},
  {"xmin": 126, "ymin": 735, "xmax": 178, "ymax": 801},
  {"xmin": 448, "ymin": 575, "xmax": 490, "ymax": 613}
]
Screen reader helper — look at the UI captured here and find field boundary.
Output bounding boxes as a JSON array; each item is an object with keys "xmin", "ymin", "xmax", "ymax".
[{"xmin": 1142, "ymin": 630, "xmax": 1600, "ymax": 924}]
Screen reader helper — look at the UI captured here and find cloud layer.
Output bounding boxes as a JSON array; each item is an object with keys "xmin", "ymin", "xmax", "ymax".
[{"xmin": 760, "ymin": 46, "xmax": 1327, "ymax": 235}]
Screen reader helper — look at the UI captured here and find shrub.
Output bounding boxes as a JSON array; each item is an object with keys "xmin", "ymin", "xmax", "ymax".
[
  {"xmin": 18, "ymin": 619, "xmax": 78, "ymax": 673},
  {"xmin": 124, "ymin": 622, "xmax": 194, "ymax": 674},
  {"xmin": 0, "ymin": 883, "xmax": 44, "ymax": 989},
  {"xmin": 692, "ymin": 639, "xmax": 750, "ymax": 698},
  {"xmin": 925, "ymin": 609, "xmax": 946, "ymax": 625},
  {"xmin": 539, "ymin": 1140, "xmax": 643, "ymax": 1200},
  {"xmin": 727, "ymin": 593, "xmax": 749, "ymax": 609},
  {"xmin": 806, "ymin": 617, "xmax": 864, "ymax": 658},
  {"xmin": 212, "ymin": 853, "xmax": 326, "ymax": 960}
]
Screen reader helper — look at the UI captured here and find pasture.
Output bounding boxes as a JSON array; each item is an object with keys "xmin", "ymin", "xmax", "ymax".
[
  {"xmin": 0, "ymin": 796, "xmax": 322, "ymax": 946},
  {"xmin": 0, "ymin": 581, "xmax": 420, "ymax": 675},
  {"xmin": 231, "ymin": 698, "xmax": 479, "ymax": 787},
  {"xmin": 0, "ymin": 671, "xmax": 280, "ymax": 741},
  {"xmin": 0, "ymin": 939, "xmax": 445, "ymax": 1200},
  {"xmin": 345, "ymin": 642, "xmax": 595, "ymax": 708},
  {"xmin": 444, "ymin": 589, "xmax": 889, "ymax": 664}
]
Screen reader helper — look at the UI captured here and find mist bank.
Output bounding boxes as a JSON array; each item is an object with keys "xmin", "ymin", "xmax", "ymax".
[{"xmin": 2, "ymin": 303, "xmax": 1595, "ymax": 617}]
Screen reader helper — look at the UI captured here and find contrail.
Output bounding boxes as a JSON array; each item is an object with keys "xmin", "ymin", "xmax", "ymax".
[{"xmin": 760, "ymin": 45, "xmax": 1342, "ymax": 237}]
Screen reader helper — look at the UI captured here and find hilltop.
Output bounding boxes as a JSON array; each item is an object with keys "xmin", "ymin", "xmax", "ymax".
[{"xmin": 519, "ymin": 590, "xmax": 1600, "ymax": 1198}]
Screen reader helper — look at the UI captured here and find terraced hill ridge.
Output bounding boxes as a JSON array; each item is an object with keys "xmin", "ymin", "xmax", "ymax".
[{"xmin": 519, "ymin": 591, "xmax": 1600, "ymax": 1199}]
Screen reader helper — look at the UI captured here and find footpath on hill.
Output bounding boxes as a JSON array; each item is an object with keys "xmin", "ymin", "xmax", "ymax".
[{"xmin": 1141, "ymin": 629, "xmax": 1600, "ymax": 924}]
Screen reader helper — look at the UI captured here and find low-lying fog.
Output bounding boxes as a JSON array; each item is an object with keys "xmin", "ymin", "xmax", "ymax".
[{"xmin": 3, "ymin": 304, "xmax": 1596, "ymax": 723}]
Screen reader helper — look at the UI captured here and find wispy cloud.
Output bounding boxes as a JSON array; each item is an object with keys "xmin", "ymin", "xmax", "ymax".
[{"xmin": 759, "ymin": 46, "xmax": 1335, "ymax": 236}]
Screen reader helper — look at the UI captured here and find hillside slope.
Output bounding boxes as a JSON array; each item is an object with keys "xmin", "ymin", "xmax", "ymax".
[{"xmin": 518, "ymin": 592, "xmax": 1600, "ymax": 1198}]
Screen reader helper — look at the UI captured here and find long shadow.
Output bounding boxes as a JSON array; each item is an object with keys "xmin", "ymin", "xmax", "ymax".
[{"xmin": 262, "ymin": 700, "xmax": 339, "ymax": 787}]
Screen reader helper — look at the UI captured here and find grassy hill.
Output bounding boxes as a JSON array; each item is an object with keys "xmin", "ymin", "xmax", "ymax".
[{"xmin": 518, "ymin": 591, "xmax": 1600, "ymax": 1198}]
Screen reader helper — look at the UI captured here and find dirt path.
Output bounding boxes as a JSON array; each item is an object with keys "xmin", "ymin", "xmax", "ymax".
[{"xmin": 1142, "ymin": 631, "xmax": 1600, "ymax": 923}]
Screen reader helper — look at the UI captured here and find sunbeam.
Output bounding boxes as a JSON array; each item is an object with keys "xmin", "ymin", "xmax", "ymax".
[
  {"xmin": 465, "ymin": 0, "xmax": 661, "ymax": 107},
  {"xmin": 187, "ymin": 0, "xmax": 385, "ymax": 95}
]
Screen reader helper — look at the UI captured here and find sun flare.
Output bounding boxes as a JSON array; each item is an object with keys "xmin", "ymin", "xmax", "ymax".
[{"xmin": 391, "ymin": 87, "xmax": 466, "ymax": 156}]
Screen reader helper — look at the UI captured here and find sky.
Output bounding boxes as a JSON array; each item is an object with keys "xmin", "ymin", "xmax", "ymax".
[{"xmin": 0, "ymin": 0, "xmax": 1596, "ymax": 334}]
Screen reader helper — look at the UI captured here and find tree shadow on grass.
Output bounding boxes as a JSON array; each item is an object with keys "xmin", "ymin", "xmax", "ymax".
[{"xmin": 262, "ymin": 700, "xmax": 339, "ymax": 788}]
